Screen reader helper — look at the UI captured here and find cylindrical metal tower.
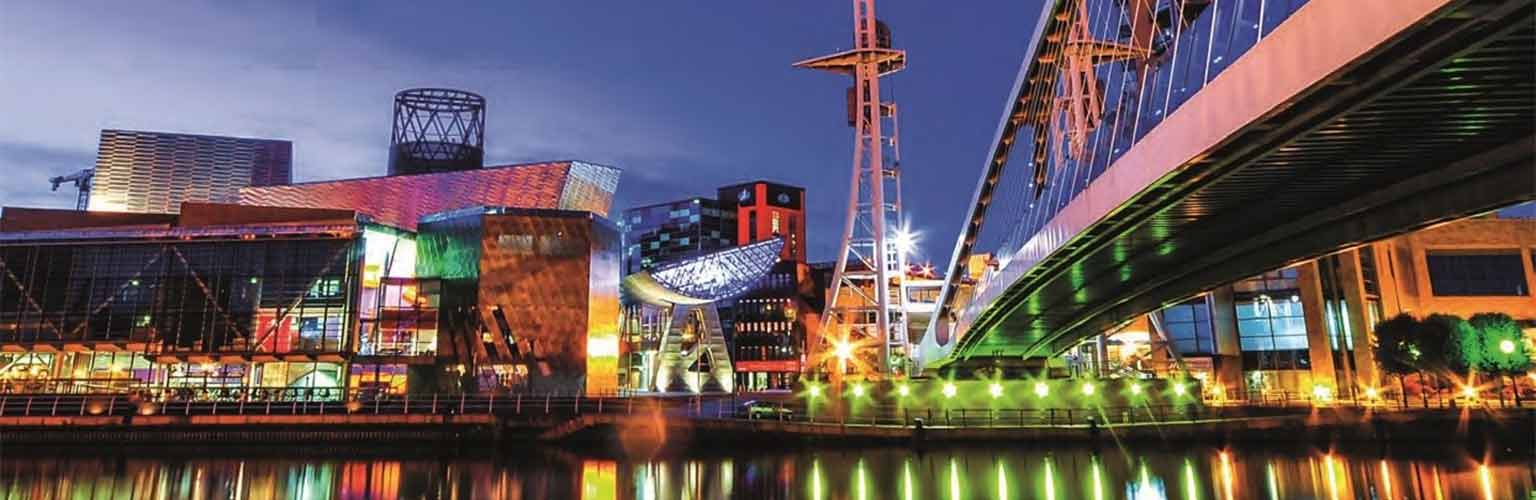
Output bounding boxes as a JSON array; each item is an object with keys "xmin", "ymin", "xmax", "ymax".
[{"xmin": 388, "ymin": 88, "xmax": 486, "ymax": 176}]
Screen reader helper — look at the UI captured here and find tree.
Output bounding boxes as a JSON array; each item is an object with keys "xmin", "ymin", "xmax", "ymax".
[
  {"xmin": 1437, "ymin": 313, "xmax": 1482, "ymax": 377},
  {"xmin": 1424, "ymin": 314, "xmax": 1471, "ymax": 405},
  {"xmin": 1371, "ymin": 314, "xmax": 1420, "ymax": 406},
  {"xmin": 1470, "ymin": 312, "xmax": 1531, "ymax": 405}
]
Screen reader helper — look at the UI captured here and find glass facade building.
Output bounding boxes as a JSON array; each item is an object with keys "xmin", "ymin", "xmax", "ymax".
[
  {"xmin": 621, "ymin": 198, "xmax": 736, "ymax": 276},
  {"xmin": 0, "ymin": 204, "xmax": 362, "ymax": 399}
]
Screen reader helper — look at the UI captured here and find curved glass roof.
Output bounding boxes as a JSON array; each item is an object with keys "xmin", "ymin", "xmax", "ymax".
[{"xmin": 623, "ymin": 238, "xmax": 784, "ymax": 306}]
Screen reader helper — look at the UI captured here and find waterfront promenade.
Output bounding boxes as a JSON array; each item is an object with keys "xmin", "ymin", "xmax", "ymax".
[{"xmin": 0, "ymin": 392, "xmax": 1530, "ymax": 451}]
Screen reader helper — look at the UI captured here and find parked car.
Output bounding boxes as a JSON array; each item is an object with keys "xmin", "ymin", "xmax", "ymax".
[{"xmin": 741, "ymin": 400, "xmax": 793, "ymax": 420}]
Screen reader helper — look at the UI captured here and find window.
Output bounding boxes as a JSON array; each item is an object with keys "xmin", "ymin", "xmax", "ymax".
[
  {"xmin": 1233, "ymin": 269, "xmax": 1309, "ymax": 355},
  {"xmin": 771, "ymin": 212, "xmax": 782, "ymax": 235},
  {"xmin": 748, "ymin": 211, "xmax": 758, "ymax": 242},
  {"xmin": 1426, "ymin": 252, "xmax": 1528, "ymax": 296},
  {"xmin": 1160, "ymin": 298, "xmax": 1214, "ymax": 355}
]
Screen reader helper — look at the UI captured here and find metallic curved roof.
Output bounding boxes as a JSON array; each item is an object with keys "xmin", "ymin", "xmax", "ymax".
[{"xmin": 622, "ymin": 238, "xmax": 784, "ymax": 306}]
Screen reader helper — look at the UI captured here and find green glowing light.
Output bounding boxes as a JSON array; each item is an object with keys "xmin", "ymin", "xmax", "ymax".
[
  {"xmin": 897, "ymin": 384, "xmax": 911, "ymax": 397},
  {"xmin": 942, "ymin": 382, "xmax": 958, "ymax": 399},
  {"xmin": 812, "ymin": 459, "xmax": 823, "ymax": 500},
  {"xmin": 1499, "ymin": 339, "xmax": 1517, "ymax": 354},
  {"xmin": 996, "ymin": 460, "xmax": 1008, "ymax": 499},
  {"xmin": 1129, "ymin": 382, "xmax": 1143, "ymax": 396},
  {"xmin": 1091, "ymin": 456, "xmax": 1104, "ymax": 500},
  {"xmin": 949, "ymin": 458, "xmax": 961, "ymax": 500},
  {"xmin": 903, "ymin": 459, "xmax": 915, "ymax": 500},
  {"xmin": 808, "ymin": 385, "xmax": 823, "ymax": 398},
  {"xmin": 1173, "ymin": 383, "xmax": 1188, "ymax": 397},
  {"xmin": 851, "ymin": 384, "xmax": 866, "ymax": 398},
  {"xmin": 248, "ymin": 277, "xmax": 259, "ymax": 284},
  {"xmin": 989, "ymin": 382, "xmax": 1004, "ymax": 399},
  {"xmin": 856, "ymin": 460, "xmax": 867, "ymax": 500},
  {"xmin": 1081, "ymin": 382, "xmax": 1096, "ymax": 397},
  {"xmin": 1184, "ymin": 459, "xmax": 1199, "ymax": 500},
  {"xmin": 1033, "ymin": 381, "xmax": 1050, "ymax": 398},
  {"xmin": 1043, "ymin": 459, "xmax": 1057, "ymax": 500}
]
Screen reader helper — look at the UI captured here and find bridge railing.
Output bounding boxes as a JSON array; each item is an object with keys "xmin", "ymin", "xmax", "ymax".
[{"xmin": 2, "ymin": 391, "xmax": 1526, "ymax": 424}]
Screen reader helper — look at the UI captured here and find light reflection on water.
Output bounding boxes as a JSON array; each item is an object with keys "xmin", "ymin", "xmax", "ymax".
[{"xmin": 0, "ymin": 446, "xmax": 1530, "ymax": 499}]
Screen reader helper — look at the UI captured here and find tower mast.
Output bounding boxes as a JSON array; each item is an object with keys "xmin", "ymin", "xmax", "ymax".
[{"xmin": 795, "ymin": 0, "xmax": 910, "ymax": 378}]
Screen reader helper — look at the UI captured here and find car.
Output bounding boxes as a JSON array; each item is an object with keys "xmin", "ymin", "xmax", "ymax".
[{"xmin": 741, "ymin": 400, "xmax": 794, "ymax": 420}]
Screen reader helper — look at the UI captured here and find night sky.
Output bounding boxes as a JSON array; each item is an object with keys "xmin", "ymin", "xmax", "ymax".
[{"xmin": 0, "ymin": 1, "xmax": 1045, "ymax": 265}]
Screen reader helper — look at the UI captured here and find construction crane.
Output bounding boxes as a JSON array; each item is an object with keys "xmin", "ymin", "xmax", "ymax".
[{"xmin": 48, "ymin": 168, "xmax": 94, "ymax": 211}]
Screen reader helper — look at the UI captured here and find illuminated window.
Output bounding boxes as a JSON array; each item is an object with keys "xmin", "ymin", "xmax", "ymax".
[{"xmin": 771, "ymin": 212, "xmax": 782, "ymax": 234}]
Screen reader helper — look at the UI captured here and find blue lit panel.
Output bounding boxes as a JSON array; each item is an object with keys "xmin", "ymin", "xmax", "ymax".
[{"xmin": 624, "ymin": 238, "xmax": 783, "ymax": 305}]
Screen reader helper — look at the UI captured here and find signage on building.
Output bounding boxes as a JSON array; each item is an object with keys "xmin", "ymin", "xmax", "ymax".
[{"xmin": 734, "ymin": 360, "xmax": 801, "ymax": 372}]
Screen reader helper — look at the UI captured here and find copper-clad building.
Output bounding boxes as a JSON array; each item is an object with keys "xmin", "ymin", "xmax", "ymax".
[
  {"xmin": 419, "ymin": 207, "xmax": 620, "ymax": 396},
  {"xmin": 239, "ymin": 161, "xmax": 620, "ymax": 230}
]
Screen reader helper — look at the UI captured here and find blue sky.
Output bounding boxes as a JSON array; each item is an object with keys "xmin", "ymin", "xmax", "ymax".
[{"xmin": 0, "ymin": 1, "xmax": 1041, "ymax": 263}]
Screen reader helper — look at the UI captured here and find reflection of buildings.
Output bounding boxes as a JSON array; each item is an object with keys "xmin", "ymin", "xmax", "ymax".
[
  {"xmin": 1084, "ymin": 214, "xmax": 1536, "ymax": 397},
  {"xmin": 1, "ymin": 88, "xmax": 625, "ymax": 398},
  {"xmin": 88, "ymin": 129, "xmax": 292, "ymax": 214},
  {"xmin": 620, "ymin": 180, "xmax": 814, "ymax": 391},
  {"xmin": 619, "ymin": 239, "xmax": 784, "ymax": 393}
]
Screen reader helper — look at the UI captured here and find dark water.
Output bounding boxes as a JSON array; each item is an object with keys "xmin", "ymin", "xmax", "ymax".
[{"xmin": 0, "ymin": 445, "xmax": 1531, "ymax": 499}]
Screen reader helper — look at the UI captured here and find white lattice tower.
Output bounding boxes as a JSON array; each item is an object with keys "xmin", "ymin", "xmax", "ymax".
[{"xmin": 794, "ymin": 0, "xmax": 911, "ymax": 378}]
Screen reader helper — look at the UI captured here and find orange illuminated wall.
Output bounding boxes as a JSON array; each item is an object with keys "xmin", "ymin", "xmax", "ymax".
[{"xmin": 718, "ymin": 181, "xmax": 806, "ymax": 263}]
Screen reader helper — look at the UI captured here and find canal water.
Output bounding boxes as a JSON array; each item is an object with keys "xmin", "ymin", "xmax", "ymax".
[{"xmin": 1, "ymin": 445, "xmax": 1530, "ymax": 499}]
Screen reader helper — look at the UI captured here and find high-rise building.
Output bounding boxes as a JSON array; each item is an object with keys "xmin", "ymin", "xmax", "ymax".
[
  {"xmin": 620, "ymin": 197, "xmax": 736, "ymax": 275},
  {"xmin": 717, "ymin": 181, "xmax": 807, "ymax": 263},
  {"xmin": 88, "ymin": 129, "xmax": 292, "ymax": 214}
]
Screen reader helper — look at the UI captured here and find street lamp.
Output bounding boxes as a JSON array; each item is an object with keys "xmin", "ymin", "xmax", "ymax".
[
  {"xmin": 834, "ymin": 339, "xmax": 855, "ymax": 362},
  {"xmin": 1033, "ymin": 382, "xmax": 1050, "ymax": 399},
  {"xmin": 942, "ymin": 382, "xmax": 958, "ymax": 399},
  {"xmin": 893, "ymin": 228, "xmax": 917, "ymax": 254},
  {"xmin": 988, "ymin": 382, "xmax": 1003, "ymax": 399}
]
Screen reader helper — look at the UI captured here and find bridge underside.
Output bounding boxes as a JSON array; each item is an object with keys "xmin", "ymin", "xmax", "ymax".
[{"xmin": 945, "ymin": 0, "xmax": 1535, "ymax": 369}]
